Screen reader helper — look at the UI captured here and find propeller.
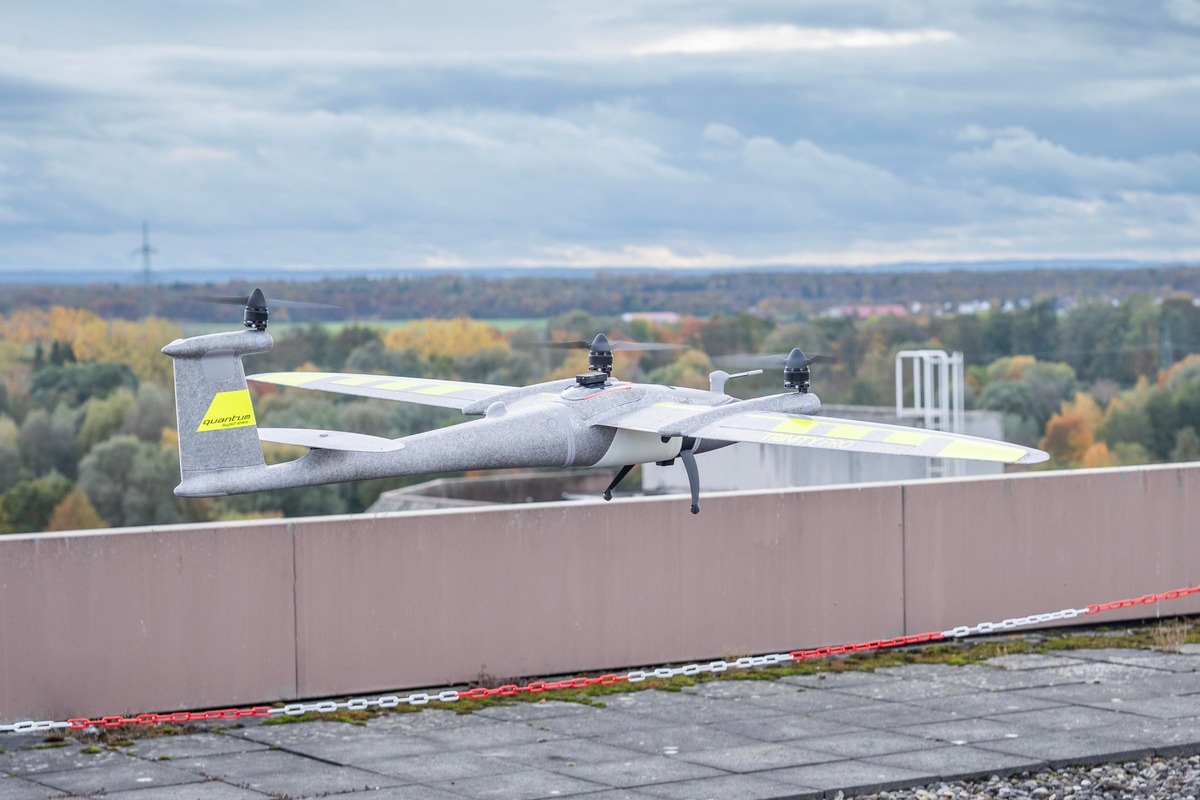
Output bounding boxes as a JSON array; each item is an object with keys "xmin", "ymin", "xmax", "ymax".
[
  {"xmin": 188, "ymin": 288, "xmax": 338, "ymax": 331},
  {"xmin": 529, "ymin": 333, "xmax": 685, "ymax": 375},
  {"xmin": 714, "ymin": 347, "xmax": 834, "ymax": 393}
]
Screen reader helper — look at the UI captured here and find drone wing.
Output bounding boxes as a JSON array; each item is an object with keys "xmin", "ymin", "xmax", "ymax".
[
  {"xmin": 248, "ymin": 371, "xmax": 513, "ymax": 411},
  {"xmin": 606, "ymin": 405, "xmax": 1047, "ymax": 465}
]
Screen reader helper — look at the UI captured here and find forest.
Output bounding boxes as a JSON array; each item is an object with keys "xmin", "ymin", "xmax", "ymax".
[
  {"xmin": 2, "ymin": 275, "xmax": 1200, "ymax": 533},
  {"xmin": 5, "ymin": 263, "xmax": 1200, "ymax": 322}
]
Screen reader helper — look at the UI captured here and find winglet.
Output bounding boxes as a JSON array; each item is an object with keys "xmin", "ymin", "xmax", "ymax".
[{"xmin": 163, "ymin": 330, "xmax": 273, "ymax": 496}]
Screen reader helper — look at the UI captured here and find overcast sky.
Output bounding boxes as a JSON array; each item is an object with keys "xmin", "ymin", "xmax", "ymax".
[{"xmin": 1, "ymin": 0, "xmax": 1198, "ymax": 274}]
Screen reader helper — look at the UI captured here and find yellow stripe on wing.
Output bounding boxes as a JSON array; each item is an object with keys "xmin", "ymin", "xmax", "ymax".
[
  {"xmin": 825, "ymin": 424, "xmax": 871, "ymax": 440},
  {"xmin": 333, "ymin": 376, "xmax": 384, "ymax": 386},
  {"xmin": 938, "ymin": 439, "xmax": 1027, "ymax": 463},
  {"xmin": 414, "ymin": 383, "xmax": 473, "ymax": 396},
  {"xmin": 256, "ymin": 372, "xmax": 333, "ymax": 387},
  {"xmin": 375, "ymin": 379, "xmax": 426, "ymax": 391},
  {"xmin": 884, "ymin": 430, "xmax": 927, "ymax": 446}
]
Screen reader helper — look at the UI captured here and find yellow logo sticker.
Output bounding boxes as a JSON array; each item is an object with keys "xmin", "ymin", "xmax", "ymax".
[{"xmin": 197, "ymin": 390, "xmax": 257, "ymax": 432}]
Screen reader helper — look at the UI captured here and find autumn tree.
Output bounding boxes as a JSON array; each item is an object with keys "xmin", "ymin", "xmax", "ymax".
[
  {"xmin": 46, "ymin": 488, "xmax": 107, "ymax": 531},
  {"xmin": 383, "ymin": 318, "xmax": 504, "ymax": 360},
  {"xmin": 71, "ymin": 317, "xmax": 181, "ymax": 386},
  {"xmin": 1040, "ymin": 411, "xmax": 1093, "ymax": 465}
]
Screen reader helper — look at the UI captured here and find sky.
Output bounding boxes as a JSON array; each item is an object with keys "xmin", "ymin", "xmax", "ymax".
[{"xmin": 0, "ymin": 0, "xmax": 1199, "ymax": 274}]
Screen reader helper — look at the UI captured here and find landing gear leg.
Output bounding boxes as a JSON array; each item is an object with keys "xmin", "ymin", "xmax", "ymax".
[
  {"xmin": 680, "ymin": 448, "xmax": 700, "ymax": 514},
  {"xmin": 603, "ymin": 464, "xmax": 635, "ymax": 501}
]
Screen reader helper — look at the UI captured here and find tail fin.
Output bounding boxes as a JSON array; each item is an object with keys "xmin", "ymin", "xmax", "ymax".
[{"xmin": 162, "ymin": 330, "xmax": 273, "ymax": 496}]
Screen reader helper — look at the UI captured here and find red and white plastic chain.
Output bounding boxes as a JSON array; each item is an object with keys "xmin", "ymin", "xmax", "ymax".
[{"xmin": 3, "ymin": 582, "xmax": 1198, "ymax": 735}]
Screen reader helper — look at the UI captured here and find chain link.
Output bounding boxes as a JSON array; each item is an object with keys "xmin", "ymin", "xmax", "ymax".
[
  {"xmin": 6, "ymin": 580, "xmax": 1200, "ymax": 735},
  {"xmin": 1086, "ymin": 585, "xmax": 1200, "ymax": 614},
  {"xmin": 941, "ymin": 606, "xmax": 1091, "ymax": 639}
]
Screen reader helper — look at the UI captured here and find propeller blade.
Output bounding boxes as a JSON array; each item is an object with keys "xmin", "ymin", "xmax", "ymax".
[
  {"xmin": 524, "ymin": 335, "xmax": 685, "ymax": 353},
  {"xmin": 186, "ymin": 293, "xmax": 338, "ymax": 310},
  {"xmin": 611, "ymin": 341, "xmax": 687, "ymax": 352},
  {"xmin": 715, "ymin": 351, "xmax": 835, "ymax": 368}
]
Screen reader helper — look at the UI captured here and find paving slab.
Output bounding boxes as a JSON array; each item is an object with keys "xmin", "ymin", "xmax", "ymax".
[
  {"xmin": 551, "ymin": 754, "xmax": 726, "ymax": 788},
  {"xmin": 1058, "ymin": 648, "xmax": 1200, "ymax": 673},
  {"xmin": 895, "ymin": 716, "xmax": 1036, "ymax": 745},
  {"xmin": 171, "ymin": 749, "xmax": 405, "ymax": 796},
  {"xmin": 1, "ymin": 745, "xmax": 133, "ymax": 777},
  {"xmin": 318, "ymin": 787, "xmax": 473, "ymax": 800},
  {"xmin": 127, "ymin": 733, "xmax": 269, "ymax": 761},
  {"xmin": 982, "ymin": 704, "xmax": 1131, "ymax": 732},
  {"xmin": 809, "ymin": 700, "xmax": 963, "ymax": 729},
  {"xmin": 471, "ymin": 700, "xmax": 596, "ymax": 722},
  {"xmin": 866, "ymin": 744, "xmax": 1046, "ymax": 781},
  {"xmin": 740, "ymin": 687, "xmax": 881, "ymax": 715},
  {"xmin": 420, "ymin": 718, "xmax": 564, "ymax": 751},
  {"xmin": 595, "ymin": 722, "xmax": 763, "ymax": 756},
  {"xmin": 480, "ymin": 737, "xmax": 646, "ymax": 769},
  {"xmin": 802, "ymin": 729, "xmax": 943, "ymax": 759},
  {"xmin": 676, "ymin": 741, "xmax": 837, "ymax": 773},
  {"xmin": 429, "ymin": 767, "xmax": 607, "ymax": 799},
  {"xmin": 829, "ymin": 677, "xmax": 982, "ymax": 703},
  {"xmin": 919, "ymin": 690, "xmax": 1068, "ymax": 717},
  {"xmin": 1101, "ymin": 693, "xmax": 1200, "ymax": 720},
  {"xmin": 974, "ymin": 729, "xmax": 1159, "ymax": 767},
  {"xmin": 712, "ymin": 713, "xmax": 865, "ymax": 743},
  {"xmin": 638, "ymin": 772, "xmax": 816, "ymax": 799},
  {"xmin": 760, "ymin": 759, "xmax": 930, "ymax": 795},
  {"xmin": 0, "ymin": 773, "xmax": 71, "ymax": 800},
  {"xmin": 7, "ymin": 646, "xmax": 1200, "ymax": 799},
  {"xmin": 534, "ymin": 709, "xmax": 673, "ymax": 738},
  {"xmin": 357, "ymin": 747, "xmax": 524, "ymax": 783},
  {"xmin": 97, "ymin": 782, "xmax": 270, "ymax": 799},
  {"xmin": 23, "ymin": 758, "xmax": 206, "ymax": 796}
]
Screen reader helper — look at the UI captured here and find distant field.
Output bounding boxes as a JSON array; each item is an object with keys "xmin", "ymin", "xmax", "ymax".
[{"xmin": 179, "ymin": 318, "xmax": 546, "ymax": 336}]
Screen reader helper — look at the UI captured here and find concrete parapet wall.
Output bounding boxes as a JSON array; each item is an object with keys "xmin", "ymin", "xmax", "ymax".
[{"xmin": 3, "ymin": 464, "xmax": 1199, "ymax": 721}]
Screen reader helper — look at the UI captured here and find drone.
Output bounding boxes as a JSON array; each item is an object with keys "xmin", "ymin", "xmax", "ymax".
[{"xmin": 164, "ymin": 289, "xmax": 1048, "ymax": 514}]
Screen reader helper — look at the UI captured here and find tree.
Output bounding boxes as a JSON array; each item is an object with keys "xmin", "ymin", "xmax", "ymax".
[
  {"xmin": 30, "ymin": 361, "xmax": 138, "ymax": 408},
  {"xmin": 71, "ymin": 317, "xmax": 181, "ymax": 385},
  {"xmin": 383, "ymin": 318, "xmax": 504, "ymax": 360},
  {"xmin": 46, "ymin": 488, "xmax": 107, "ymax": 531},
  {"xmin": 1039, "ymin": 411, "xmax": 1093, "ymax": 465},
  {"xmin": 78, "ymin": 436, "xmax": 182, "ymax": 527},
  {"xmin": 77, "ymin": 389, "xmax": 134, "ymax": 454},
  {"xmin": 19, "ymin": 405, "xmax": 80, "ymax": 478},
  {"xmin": 1099, "ymin": 398, "xmax": 1154, "ymax": 455},
  {"xmin": 1, "ymin": 472, "xmax": 73, "ymax": 533},
  {"xmin": 0, "ymin": 415, "xmax": 22, "ymax": 492},
  {"xmin": 1081, "ymin": 442, "xmax": 1117, "ymax": 469},
  {"xmin": 1170, "ymin": 426, "xmax": 1200, "ymax": 463},
  {"xmin": 696, "ymin": 312, "xmax": 772, "ymax": 356},
  {"xmin": 344, "ymin": 340, "xmax": 426, "ymax": 376},
  {"xmin": 645, "ymin": 350, "xmax": 714, "ymax": 390},
  {"xmin": 120, "ymin": 383, "xmax": 175, "ymax": 442}
]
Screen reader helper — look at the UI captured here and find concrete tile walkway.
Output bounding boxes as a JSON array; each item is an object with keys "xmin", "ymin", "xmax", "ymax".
[{"xmin": 3, "ymin": 647, "xmax": 1199, "ymax": 799}]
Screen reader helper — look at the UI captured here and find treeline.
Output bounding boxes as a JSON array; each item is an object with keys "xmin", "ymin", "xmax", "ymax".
[
  {"xmin": 3, "ymin": 264, "xmax": 1200, "ymax": 322},
  {"xmin": 2, "ymin": 293, "xmax": 1200, "ymax": 532}
]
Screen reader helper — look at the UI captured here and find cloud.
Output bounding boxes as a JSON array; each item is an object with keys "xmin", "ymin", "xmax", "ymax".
[
  {"xmin": 0, "ymin": 2, "xmax": 1197, "ymax": 271},
  {"xmin": 947, "ymin": 126, "xmax": 1165, "ymax": 195},
  {"xmin": 631, "ymin": 25, "xmax": 956, "ymax": 56},
  {"xmin": 1165, "ymin": 0, "xmax": 1200, "ymax": 25}
]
